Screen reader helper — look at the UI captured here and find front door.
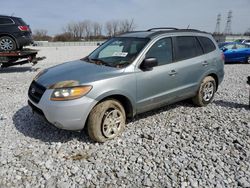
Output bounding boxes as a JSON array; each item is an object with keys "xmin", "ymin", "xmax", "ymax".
[{"xmin": 136, "ymin": 37, "xmax": 178, "ymax": 113}]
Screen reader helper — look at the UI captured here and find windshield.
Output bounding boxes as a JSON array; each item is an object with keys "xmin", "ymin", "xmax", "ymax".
[{"xmin": 84, "ymin": 37, "xmax": 149, "ymax": 68}]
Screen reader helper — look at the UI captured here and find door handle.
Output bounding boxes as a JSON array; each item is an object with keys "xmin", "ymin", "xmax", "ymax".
[
  {"xmin": 202, "ymin": 61, "xmax": 208, "ymax": 66},
  {"xmin": 169, "ymin": 70, "xmax": 177, "ymax": 76}
]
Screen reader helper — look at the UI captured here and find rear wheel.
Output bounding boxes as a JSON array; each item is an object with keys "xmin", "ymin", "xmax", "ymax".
[
  {"xmin": 246, "ymin": 56, "xmax": 250, "ymax": 64},
  {"xmin": 192, "ymin": 76, "xmax": 216, "ymax": 107},
  {"xmin": 0, "ymin": 36, "xmax": 16, "ymax": 51},
  {"xmin": 87, "ymin": 99, "xmax": 126, "ymax": 142}
]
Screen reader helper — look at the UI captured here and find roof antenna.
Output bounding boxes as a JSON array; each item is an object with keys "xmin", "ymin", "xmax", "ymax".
[
  {"xmin": 187, "ymin": 24, "xmax": 190, "ymax": 29},
  {"xmin": 11, "ymin": 13, "xmax": 15, "ymax": 16}
]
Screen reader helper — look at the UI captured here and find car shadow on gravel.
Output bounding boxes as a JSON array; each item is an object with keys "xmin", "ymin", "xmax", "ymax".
[
  {"xmin": 129, "ymin": 99, "xmax": 195, "ymax": 122},
  {"xmin": 13, "ymin": 106, "xmax": 92, "ymax": 143},
  {"xmin": 214, "ymin": 100, "xmax": 249, "ymax": 110},
  {"xmin": 0, "ymin": 66, "xmax": 40, "ymax": 73}
]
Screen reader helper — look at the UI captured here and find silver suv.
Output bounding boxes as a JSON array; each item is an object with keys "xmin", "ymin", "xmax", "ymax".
[{"xmin": 28, "ymin": 28, "xmax": 224, "ymax": 142}]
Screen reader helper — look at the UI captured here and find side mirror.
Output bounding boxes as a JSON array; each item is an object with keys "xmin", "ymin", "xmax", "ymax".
[
  {"xmin": 221, "ymin": 47, "xmax": 228, "ymax": 52},
  {"xmin": 140, "ymin": 58, "xmax": 158, "ymax": 71}
]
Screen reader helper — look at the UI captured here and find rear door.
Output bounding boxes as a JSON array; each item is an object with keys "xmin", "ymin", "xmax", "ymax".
[{"xmin": 171, "ymin": 36, "xmax": 207, "ymax": 98}]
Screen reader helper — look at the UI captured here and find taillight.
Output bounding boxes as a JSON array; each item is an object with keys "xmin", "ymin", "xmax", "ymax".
[
  {"xmin": 18, "ymin": 26, "xmax": 30, "ymax": 31},
  {"xmin": 221, "ymin": 52, "xmax": 225, "ymax": 61}
]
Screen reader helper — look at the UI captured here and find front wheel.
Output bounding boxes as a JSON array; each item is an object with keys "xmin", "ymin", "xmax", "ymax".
[
  {"xmin": 192, "ymin": 76, "xmax": 216, "ymax": 107},
  {"xmin": 87, "ymin": 99, "xmax": 126, "ymax": 142},
  {"xmin": 0, "ymin": 36, "xmax": 17, "ymax": 51}
]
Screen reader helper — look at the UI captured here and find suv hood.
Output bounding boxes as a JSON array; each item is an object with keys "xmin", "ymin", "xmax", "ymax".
[{"xmin": 36, "ymin": 60, "xmax": 124, "ymax": 88}]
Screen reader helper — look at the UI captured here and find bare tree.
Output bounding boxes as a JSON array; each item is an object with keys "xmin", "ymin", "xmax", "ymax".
[
  {"xmin": 33, "ymin": 29, "xmax": 52, "ymax": 41},
  {"xmin": 105, "ymin": 19, "xmax": 136, "ymax": 37},
  {"xmin": 61, "ymin": 18, "xmax": 136, "ymax": 40},
  {"xmin": 83, "ymin": 20, "xmax": 93, "ymax": 40},
  {"xmin": 54, "ymin": 32, "xmax": 73, "ymax": 41},
  {"xmin": 119, "ymin": 19, "xmax": 136, "ymax": 33},
  {"xmin": 105, "ymin": 20, "xmax": 120, "ymax": 37},
  {"xmin": 105, "ymin": 21, "xmax": 113, "ymax": 37},
  {"xmin": 63, "ymin": 22, "xmax": 81, "ymax": 40},
  {"xmin": 93, "ymin": 22, "xmax": 102, "ymax": 37}
]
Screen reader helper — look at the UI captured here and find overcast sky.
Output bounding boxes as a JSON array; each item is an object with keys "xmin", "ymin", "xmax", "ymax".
[{"xmin": 1, "ymin": 0, "xmax": 250, "ymax": 35}]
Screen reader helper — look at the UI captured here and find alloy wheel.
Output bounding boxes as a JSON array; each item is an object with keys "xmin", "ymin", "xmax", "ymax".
[
  {"xmin": 202, "ymin": 81, "xmax": 214, "ymax": 102},
  {"xmin": 0, "ymin": 38, "xmax": 14, "ymax": 51},
  {"xmin": 102, "ymin": 108, "xmax": 123, "ymax": 138}
]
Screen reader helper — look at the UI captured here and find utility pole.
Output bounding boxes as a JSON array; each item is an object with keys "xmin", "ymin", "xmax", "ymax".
[
  {"xmin": 224, "ymin": 10, "xmax": 232, "ymax": 35},
  {"xmin": 214, "ymin": 14, "xmax": 221, "ymax": 34}
]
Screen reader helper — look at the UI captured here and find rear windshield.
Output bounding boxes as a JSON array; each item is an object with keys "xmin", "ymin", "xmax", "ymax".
[{"xmin": 17, "ymin": 18, "xmax": 27, "ymax": 25}]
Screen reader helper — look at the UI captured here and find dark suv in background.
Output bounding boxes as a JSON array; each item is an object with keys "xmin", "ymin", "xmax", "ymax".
[{"xmin": 0, "ymin": 15, "xmax": 33, "ymax": 51}]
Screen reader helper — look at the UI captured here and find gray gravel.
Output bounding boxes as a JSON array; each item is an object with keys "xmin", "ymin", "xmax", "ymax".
[{"xmin": 0, "ymin": 46, "xmax": 249, "ymax": 187}]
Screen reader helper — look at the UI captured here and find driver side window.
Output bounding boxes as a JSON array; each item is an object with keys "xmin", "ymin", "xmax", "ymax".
[{"xmin": 146, "ymin": 37, "xmax": 173, "ymax": 66}]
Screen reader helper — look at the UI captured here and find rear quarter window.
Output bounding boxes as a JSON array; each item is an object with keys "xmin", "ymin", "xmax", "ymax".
[
  {"xmin": 198, "ymin": 36, "xmax": 216, "ymax": 53},
  {"xmin": 17, "ymin": 18, "xmax": 27, "ymax": 25},
  {"xmin": 0, "ymin": 18, "xmax": 14, "ymax": 25},
  {"xmin": 175, "ymin": 36, "xmax": 203, "ymax": 61}
]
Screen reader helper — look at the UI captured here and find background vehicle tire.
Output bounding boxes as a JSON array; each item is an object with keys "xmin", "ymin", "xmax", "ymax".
[
  {"xmin": 246, "ymin": 57, "xmax": 250, "ymax": 64},
  {"xmin": 0, "ymin": 36, "xmax": 17, "ymax": 51},
  {"xmin": 87, "ymin": 99, "xmax": 126, "ymax": 142},
  {"xmin": 192, "ymin": 76, "xmax": 216, "ymax": 107}
]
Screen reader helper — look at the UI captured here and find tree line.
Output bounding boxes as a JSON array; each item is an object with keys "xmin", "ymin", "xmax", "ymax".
[{"xmin": 33, "ymin": 19, "xmax": 136, "ymax": 42}]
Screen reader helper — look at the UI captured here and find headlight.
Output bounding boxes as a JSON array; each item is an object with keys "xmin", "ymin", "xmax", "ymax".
[{"xmin": 50, "ymin": 86, "xmax": 92, "ymax": 101}]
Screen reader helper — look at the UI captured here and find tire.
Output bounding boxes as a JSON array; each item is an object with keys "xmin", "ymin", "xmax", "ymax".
[
  {"xmin": 87, "ymin": 99, "xmax": 126, "ymax": 142},
  {"xmin": 246, "ymin": 56, "xmax": 250, "ymax": 64},
  {"xmin": 192, "ymin": 76, "xmax": 216, "ymax": 107},
  {"xmin": 0, "ymin": 36, "xmax": 17, "ymax": 51}
]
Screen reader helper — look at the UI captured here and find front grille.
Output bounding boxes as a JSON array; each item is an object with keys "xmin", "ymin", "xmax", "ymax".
[
  {"xmin": 28, "ymin": 100, "xmax": 45, "ymax": 117},
  {"xmin": 28, "ymin": 81, "xmax": 46, "ymax": 103}
]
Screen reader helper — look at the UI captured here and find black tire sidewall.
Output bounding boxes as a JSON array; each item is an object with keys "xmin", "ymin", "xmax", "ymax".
[
  {"xmin": 87, "ymin": 100, "xmax": 126, "ymax": 142},
  {"xmin": 247, "ymin": 57, "xmax": 250, "ymax": 64}
]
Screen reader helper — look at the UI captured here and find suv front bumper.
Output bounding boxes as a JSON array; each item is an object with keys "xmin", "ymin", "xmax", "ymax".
[{"xmin": 28, "ymin": 89, "xmax": 98, "ymax": 131}]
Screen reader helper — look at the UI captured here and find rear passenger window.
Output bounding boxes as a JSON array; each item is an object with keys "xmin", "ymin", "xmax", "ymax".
[
  {"xmin": 175, "ymin": 36, "xmax": 203, "ymax": 61},
  {"xmin": 0, "ymin": 18, "xmax": 14, "ymax": 25},
  {"xmin": 198, "ymin": 36, "xmax": 216, "ymax": 53}
]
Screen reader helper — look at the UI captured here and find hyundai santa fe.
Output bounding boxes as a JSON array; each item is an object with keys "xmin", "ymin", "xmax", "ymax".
[
  {"xmin": 0, "ymin": 15, "xmax": 33, "ymax": 51},
  {"xmin": 28, "ymin": 27, "xmax": 224, "ymax": 142}
]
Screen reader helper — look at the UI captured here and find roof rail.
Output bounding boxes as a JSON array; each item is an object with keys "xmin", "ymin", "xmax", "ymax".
[{"xmin": 147, "ymin": 27, "xmax": 178, "ymax": 31}]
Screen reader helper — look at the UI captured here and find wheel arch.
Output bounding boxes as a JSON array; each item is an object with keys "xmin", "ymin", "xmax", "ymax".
[
  {"xmin": 98, "ymin": 94, "xmax": 135, "ymax": 119},
  {"xmin": 207, "ymin": 73, "xmax": 219, "ymax": 91}
]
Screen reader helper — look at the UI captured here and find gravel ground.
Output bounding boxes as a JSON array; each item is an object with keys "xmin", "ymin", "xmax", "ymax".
[{"xmin": 0, "ymin": 46, "xmax": 249, "ymax": 188}]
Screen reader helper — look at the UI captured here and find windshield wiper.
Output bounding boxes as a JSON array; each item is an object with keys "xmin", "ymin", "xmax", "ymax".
[
  {"xmin": 90, "ymin": 58, "xmax": 112, "ymax": 67},
  {"xmin": 115, "ymin": 61, "xmax": 130, "ymax": 68}
]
